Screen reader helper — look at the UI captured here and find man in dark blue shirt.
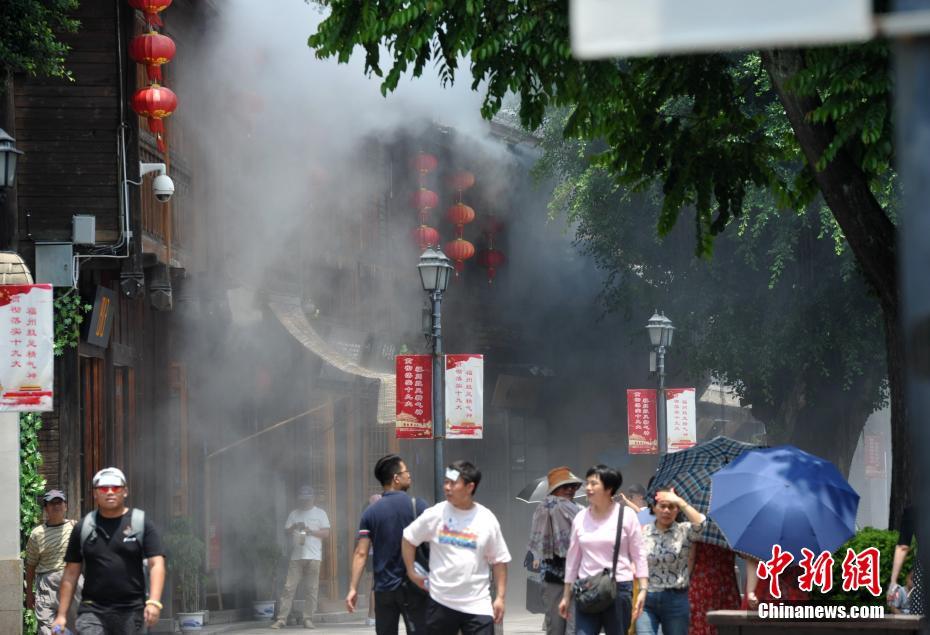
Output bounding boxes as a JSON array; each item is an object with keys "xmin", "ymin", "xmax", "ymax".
[{"xmin": 346, "ymin": 454, "xmax": 428, "ymax": 634}]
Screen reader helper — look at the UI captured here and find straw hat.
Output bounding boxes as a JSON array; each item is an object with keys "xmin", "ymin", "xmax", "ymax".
[{"xmin": 547, "ymin": 466, "xmax": 583, "ymax": 495}]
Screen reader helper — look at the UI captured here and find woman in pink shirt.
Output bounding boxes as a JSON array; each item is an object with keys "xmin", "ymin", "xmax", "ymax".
[{"xmin": 559, "ymin": 465, "xmax": 648, "ymax": 635}]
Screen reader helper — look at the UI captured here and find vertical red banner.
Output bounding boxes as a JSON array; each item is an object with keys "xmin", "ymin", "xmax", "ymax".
[
  {"xmin": 396, "ymin": 355, "xmax": 433, "ymax": 439},
  {"xmin": 864, "ymin": 434, "xmax": 884, "ymax": 478},
  {"xmin": 627, "ymin": 389, "xmax": 658, "ymax": 454}
]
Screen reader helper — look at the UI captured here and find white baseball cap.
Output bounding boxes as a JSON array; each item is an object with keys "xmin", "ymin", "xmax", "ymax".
[{"xmin": 93, "ymin": 467, "xmax": 127, "ymax": 487}]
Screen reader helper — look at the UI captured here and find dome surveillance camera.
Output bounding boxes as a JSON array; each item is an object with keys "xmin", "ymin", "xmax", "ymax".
[{"xmin": 153, "ymin": 174, "xmax": 175, "ymax": 202}]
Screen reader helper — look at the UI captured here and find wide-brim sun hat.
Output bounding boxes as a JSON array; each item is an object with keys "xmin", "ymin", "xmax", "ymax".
[{"xmin": 547, "ymin": 466, "xmax": 583, "ymax": 495}]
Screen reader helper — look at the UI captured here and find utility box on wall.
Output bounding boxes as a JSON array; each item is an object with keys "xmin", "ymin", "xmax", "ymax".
[{"xmin": 35, "ymin": 243, "xmax": 74, "ymax": 287}]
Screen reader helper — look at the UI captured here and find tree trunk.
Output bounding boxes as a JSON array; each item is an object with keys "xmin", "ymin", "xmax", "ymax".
[{"xmin": 762, "ymin": 50, "xmax": 908, "ymax": 528}]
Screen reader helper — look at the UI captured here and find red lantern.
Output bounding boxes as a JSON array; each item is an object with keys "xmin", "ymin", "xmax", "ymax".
[
  {"xmin": 477, "ymin": 247, "xmax": 506, "ymax": 284},
  {"xmin": 411, "ymin": 188, "xmax": 439, "ymax": 223},
  {"xmin": 447, "ymin": 170, "xmax": 476, "ymax": 192},
  {"xmin": 412, "ymin": 152, "xmax": 438, "ymax": 175},
  {"xmin": 481, "ymin": 214, "xmax": 505, "ymax": 238},
  {"xmin": 128, "ymin": 32, "xmax": 176, "ymax": 83},
  {"xmin": 128, "ymin": 0, "xmax": 172, "ymax": 28},
  {"xmin": 446, "ymin": 202, "xmax": 475, "ymax": 237},
  {"xmin": 131, "ymin": 84, "xmax": 177, "ymax": 152},
  {"xmin": 444, "ymin": 238, "xmax": 475, "ymax": 274},
  {"xmin": 412, "ymin": 225, "xmax": 440, "ymax": 250}
]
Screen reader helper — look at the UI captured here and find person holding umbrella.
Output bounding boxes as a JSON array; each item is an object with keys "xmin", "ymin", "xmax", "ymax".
[
  {"xmin": 635, "ymin": 487, "xmax": 705, "ymax": 635},
  {"xmin": 527, "ymin": 466, "xmax": 584, "ymax": 635}
]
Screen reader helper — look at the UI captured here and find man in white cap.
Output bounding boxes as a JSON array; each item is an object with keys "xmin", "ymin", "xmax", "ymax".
[
  {"xmin": 271, "ymin": 485, "xmax": 330, "ymax": 629},
  {"xmin": 52, "ymin": 467, "xmax": 166, "ymax": 635},
  {"xmin": 25, "ymin": 489, "xmax": 78, "ymax": 634}
]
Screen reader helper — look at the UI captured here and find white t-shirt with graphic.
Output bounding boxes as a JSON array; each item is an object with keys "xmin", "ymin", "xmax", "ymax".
[
  {"xmin": 285, "ymin": 507, "xmax": 330, "ymax": 561},
  {"xmin": 403, "ymin": 501, "xmax": 511, "ymax": 616}
]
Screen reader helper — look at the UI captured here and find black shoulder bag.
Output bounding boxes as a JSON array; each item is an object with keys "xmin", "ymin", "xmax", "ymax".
[{"xmin": 572, "ymin": 505, "xmax": 624, "ymax": 614}]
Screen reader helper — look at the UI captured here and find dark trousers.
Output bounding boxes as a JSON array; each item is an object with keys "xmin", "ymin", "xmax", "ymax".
[
  {"xmin": 574, "ymin": 581, "xmax": 633, "ymax": 635},
  {"xmin": 75, "ymin": 609, "xmax": 144, "ymax": 635},
  {"xmin": 425, "ymin": 598, "xmax": 494, "ymax": 635},
  {"xmin": 375, "ymin": 585, "xmax": 427, "ymax": 635}
]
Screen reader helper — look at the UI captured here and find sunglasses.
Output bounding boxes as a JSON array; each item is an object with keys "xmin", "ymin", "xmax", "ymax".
[{"xmin": 95, "ymin": 485, "xmax": 124, "ymax": 493}]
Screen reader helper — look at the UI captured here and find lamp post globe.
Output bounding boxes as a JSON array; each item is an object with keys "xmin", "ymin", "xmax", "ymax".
[
  {"xmin": 0, "ymin": 128, "xmax": 23, "ymax": 190},
  {"xmin": 417, "ymin": 247, "xmax": 453, "ymax": 292},
  {"xmin": 418, "ymin": 247, "xmax": 453, "ymax": 502},
  {"xmin": 646, "ymin": 311, "xmax": 674, "ymax": 454}
]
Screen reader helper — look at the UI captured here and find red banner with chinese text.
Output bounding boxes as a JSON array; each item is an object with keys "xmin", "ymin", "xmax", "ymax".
[
  {"xmin": 627, "ymin": 389, "xmax": 658, "ymax": 454},
  {"xmin": 395, "ymin": 355, "xmax": 432, "ymax": 439},
  {"xmin": 666, "ymin": 387, "xmax": 697, "ymax": 453},
  {"xmin": 445, "ymin": 354, "xmax": 483, "ymax": 439}
]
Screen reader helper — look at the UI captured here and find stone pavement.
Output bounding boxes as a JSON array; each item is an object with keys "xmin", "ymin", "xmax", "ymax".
[{"xmin": 191, "ymin": 611, "xmax": 544, "ymax": 634}]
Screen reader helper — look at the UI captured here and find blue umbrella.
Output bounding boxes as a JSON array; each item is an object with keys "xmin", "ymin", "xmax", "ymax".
[{"xmin": 708, "ymin": 445, "xmax": 859, "ymax": 561}]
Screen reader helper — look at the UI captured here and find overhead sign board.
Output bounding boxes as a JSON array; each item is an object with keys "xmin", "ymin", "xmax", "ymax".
[{"xmin": 570, "ymin": 0, "xmax": 873, "ymax": 59}]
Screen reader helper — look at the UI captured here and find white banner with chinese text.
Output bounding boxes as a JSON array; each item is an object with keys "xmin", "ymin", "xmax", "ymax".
[
  {"xmin": 0, "ymin": 285, "xmax": 54, "ymax": 412},
  {"xmin": 665, "ymin": 387, "xmax": 696, "ymax": 453},
  {"xmin": 445, "ymin": 354, "xmax": 483, "ymax": 439}
]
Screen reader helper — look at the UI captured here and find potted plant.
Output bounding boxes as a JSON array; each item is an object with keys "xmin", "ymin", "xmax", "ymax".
[
  {"xmin": 163, "ymin": 517, "xmax": 207, "ymax": 632},
  {"xmin": 247, "ymin": 516, "xmax": 283, "ymax": 620}
]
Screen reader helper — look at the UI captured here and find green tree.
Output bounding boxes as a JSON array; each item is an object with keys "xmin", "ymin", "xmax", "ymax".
[
  {"xmin": 536, "ymin": 111, "xmax": 885, "ymax": 474},
  {"xmin": 308, "ymin": 2, "xmax": 905, "ymax": 525},
  {"xmin": 0, "ymin": 0, "xmax": 79, "ymax": 81}
]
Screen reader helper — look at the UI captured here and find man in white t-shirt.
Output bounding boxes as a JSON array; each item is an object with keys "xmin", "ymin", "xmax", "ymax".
[
  {"xmin": 271, "ymin": 485, "xmax": 330, "ymax": 630},
  {"xmin": 402, "ymin": 460, "xmax": 511, "ymax": 635}
]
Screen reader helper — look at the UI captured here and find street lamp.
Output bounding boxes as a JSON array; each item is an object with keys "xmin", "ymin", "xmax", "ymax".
[
  {"xmin": 0, "ymin": 128, "xmax": 23, "ymax": 191},
  {"xmin": 418, "ymin": 247, "xmax": 454, "ymax": 502},
  {"xmin": 646, "ymin": 311, "xmax": 674, "ymax": 454}
]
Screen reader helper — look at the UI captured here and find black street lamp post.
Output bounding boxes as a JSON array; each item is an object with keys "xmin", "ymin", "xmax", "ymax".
[
  {"xmin": 646, "ymin": 311, "xmax": 675, "ymax": 455},
  {"xmin": 418, "ymin": 247, "xmax": 454, "ymax": 502}
]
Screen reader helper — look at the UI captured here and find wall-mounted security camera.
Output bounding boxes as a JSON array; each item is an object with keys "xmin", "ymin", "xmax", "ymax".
[{"xmin": 139, "ymin": 162, "xmax": 175, "ymax": 203}]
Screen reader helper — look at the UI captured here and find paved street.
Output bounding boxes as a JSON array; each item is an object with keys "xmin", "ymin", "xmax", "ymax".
[{"xmin": 197, "ymin": 611, "xmax": 544, "ymax": 634}]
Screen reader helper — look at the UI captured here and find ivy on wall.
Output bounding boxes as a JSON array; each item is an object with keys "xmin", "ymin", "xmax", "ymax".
[{"xmin": 53, "ymin": 289, "xmax": 91, "ymax": 355}]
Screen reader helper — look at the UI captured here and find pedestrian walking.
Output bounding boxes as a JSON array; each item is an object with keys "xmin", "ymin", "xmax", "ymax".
[
  {"xmin": 527, "ymin": 466, "xmax": 583, "ymax": 635},
  {"xmin": 688, "ymin": 542, "xmax": 740, "ymax": 635},
  {"xmin": 403, "ymin": 460, "xmax": 511, "ymax": 635},
  {"xmin": 559, "ymin": 465, "xmax": 648, "ymax": 635},
  {"xmin": 25, "ymin": 489, "xmax": 78, "ymax": 635},
  {"xmin": 271, "ymin": 485, "xmax": 330, "ymax": 629},
  {"xmin": 52, "ymin": 467, "xmax": 166, "ymax": 635},
  {"xmin": 634, "ymin": 487, "xmax": 704, "ymax": 635},
  {"xmin": 888, "ymin": 505, "xmax": 924, "ymax": 615},
  {"xmin": 346, "ymin": 454, "xmax": 428, "ymax": 634}
]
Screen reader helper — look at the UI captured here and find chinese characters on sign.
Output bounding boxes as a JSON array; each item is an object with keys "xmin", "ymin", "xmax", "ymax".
[
  {"xmin": 756, "ymin": 544, "xmax": 882, "ymax": 597},
  {"xmin": 0, "ymin": 285, "xmax": 53, "ymax": 412},
  {"xmin": 626, "ymin": 389, "xmax": 658, "ymax": 454},
  {"xmin": 864, "ymin": 434, "xmax": 885, "ymax": 478},
  {"xmin": 395, "ymin": 355, "xmax": 432, "ymax": 439},
  {"xmin": 665, "ymin": 387, "xmax": 697, "ymax": 453},
  {"xmin": 445, "ymin": 354, "xmax": 483, "ymax": 439}
]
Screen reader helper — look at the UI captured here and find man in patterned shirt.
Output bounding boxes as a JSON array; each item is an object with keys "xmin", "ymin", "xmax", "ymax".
[{"xmin": 25, "ymin": 489, "xmax": 78, "ymax": 635}]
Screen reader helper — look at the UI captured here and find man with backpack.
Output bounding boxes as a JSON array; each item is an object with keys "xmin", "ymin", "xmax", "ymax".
[
  {"xmin": 52, "ymin": 467, "xmax": 166, "ymax": 635},
  {"xmin": 345, "ymin": 454, "xmax": 429, "ymax": 634}
]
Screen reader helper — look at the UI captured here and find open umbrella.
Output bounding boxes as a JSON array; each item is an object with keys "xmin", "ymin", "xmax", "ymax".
[
  {"xmin": 708, "ymin": 445, "xmax": 859, "ymax": 560},
  {"xmin": 647, "ymin": 436, "xmax": 760, "ymax": 547}
]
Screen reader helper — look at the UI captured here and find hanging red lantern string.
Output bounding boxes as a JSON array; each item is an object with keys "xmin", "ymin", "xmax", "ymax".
[
  {"xmin": 412, "ymin": 225, "xmax": 440, "ymax": 251},
  {"xmin": 446, "ymin": 202, "xmax": 475, "ymax": 238},
  {"xmin": 411, "ymin": 188, "xmax": 439, "ymax": 223},
  {"xmin": 131, "ymin": 84, "xmax": 177, "ymax": 152},
  {"xmin": 128, "ymin": 31, "xmax": 176, "ymax": 83},
  {"xmin": 128, "ymin": 0, "xmax": 173, "ymax": 28},
  {"xmin": 481, "ymin": 214, "xmax": 505, "ymax": 239},
  {"xmin": 445, "ymin": 238, "xmax": 475, "ymax": 275},
  {"xmin": 478, "ymin": 246, "xmax": 506, "ymax": 284}
]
